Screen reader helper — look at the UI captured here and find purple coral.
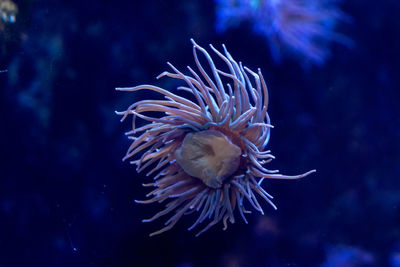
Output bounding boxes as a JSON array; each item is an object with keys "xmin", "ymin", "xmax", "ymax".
[{"xmin": 215, "ymin": 0, "xmax": 353, "ymax": 65}]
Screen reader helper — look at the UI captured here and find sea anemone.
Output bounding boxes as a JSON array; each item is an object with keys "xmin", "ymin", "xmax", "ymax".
[{"xmin": 116, "ymin": 39, "xmax": 315, "ymax": 236}]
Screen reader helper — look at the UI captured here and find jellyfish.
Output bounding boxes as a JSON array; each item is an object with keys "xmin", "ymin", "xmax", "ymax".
[
  {"xmin": 116, "ymin": 39, "xmax": 315, "ymax": 236},
  {"xmin": 215, "ymin": 0, "xmax": 353, "ymax": 65}
]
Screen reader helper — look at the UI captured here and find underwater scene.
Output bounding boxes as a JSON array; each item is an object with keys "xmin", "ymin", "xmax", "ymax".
[{"xmin": 1, "ymin": 0, "xmax": 399, "ymax": 266}]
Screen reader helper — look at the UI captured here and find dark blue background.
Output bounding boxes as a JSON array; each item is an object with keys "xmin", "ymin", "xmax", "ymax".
[{"xmin": 1, "ymin": 0, "xmax": 399, "ymax": 266}]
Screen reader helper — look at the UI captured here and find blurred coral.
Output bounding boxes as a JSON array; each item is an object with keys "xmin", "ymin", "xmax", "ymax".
[
  {"xmin": 322, "ymin": 244, "xmax": 375, "ymax": 267},
  {"xmin": 0, "ymin": 0, "xmax": 17, "ymax": 26},
  {"xmin": 215, "ymin": 0, "xmax": 353, "ymax": 66}
]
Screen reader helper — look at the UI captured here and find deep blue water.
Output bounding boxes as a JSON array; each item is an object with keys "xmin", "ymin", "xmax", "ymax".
[{"xmin": 1, "ymin": 0, "xmax": 399, "ymax": 266}]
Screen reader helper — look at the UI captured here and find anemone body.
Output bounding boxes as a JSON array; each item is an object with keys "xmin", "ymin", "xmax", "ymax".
[{"xmin": 117, "ymin": 39, "xmax": 315, "ymax": 236}]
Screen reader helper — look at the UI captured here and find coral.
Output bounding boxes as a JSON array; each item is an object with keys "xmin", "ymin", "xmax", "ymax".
[
  {"xmin": 0, "ymin": 0, "xmax": 17, "ymax": 25},
  {"xmin": 215, "ymin": 0, "xmax": 352, "ymax": 65}
]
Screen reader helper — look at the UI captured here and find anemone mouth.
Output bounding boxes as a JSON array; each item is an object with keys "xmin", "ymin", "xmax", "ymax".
[{"xmin": 174, "ymin": 129, "xmax": 242, "ymax": 189}]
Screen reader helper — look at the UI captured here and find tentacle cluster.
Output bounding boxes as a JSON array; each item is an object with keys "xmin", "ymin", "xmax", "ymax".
[{"xmin": 116, "ymin": 39, "xmax": 315, "ymax": 236}]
